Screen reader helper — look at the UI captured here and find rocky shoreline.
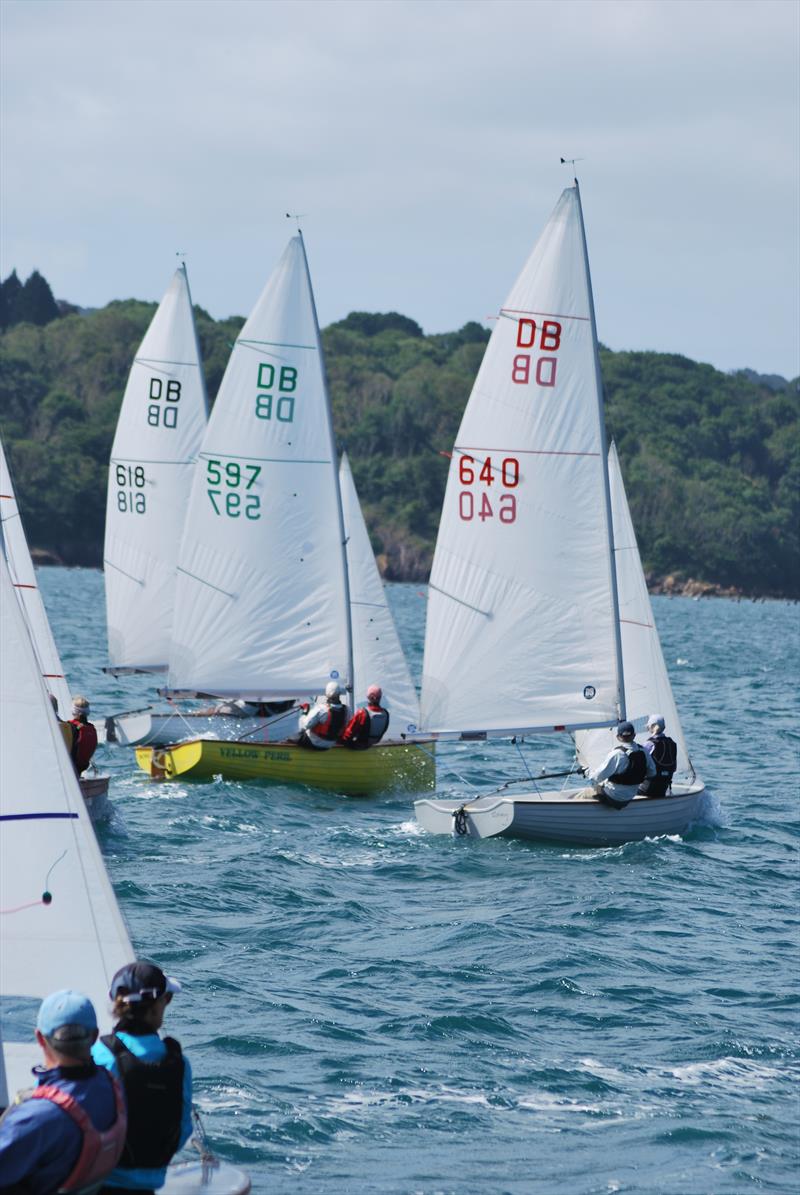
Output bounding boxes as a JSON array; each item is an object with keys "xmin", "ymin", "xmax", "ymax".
[{"xmin": 31, "ymin": 547, "xmax": 795, "ymax": 601}]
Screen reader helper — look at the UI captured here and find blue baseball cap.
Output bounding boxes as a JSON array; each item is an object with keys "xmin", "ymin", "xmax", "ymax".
[
  {"xmin": 37, "ymin": 990, "xmax": 97, "ymax": 1038},
  {"xmin": 616, "ymin": 721, "xmax": 636, "ymax": 739}
]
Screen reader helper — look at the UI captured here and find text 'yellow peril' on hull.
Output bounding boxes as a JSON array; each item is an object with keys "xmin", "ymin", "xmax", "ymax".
[{"xmin": 136, "ymin": 738, "xmax": 435, "ymax": 796}]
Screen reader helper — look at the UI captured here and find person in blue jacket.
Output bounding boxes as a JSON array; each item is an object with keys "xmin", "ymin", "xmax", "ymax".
[
  {"xmin": 92, "ymin": 961, "xmax": 193, "ymax": 1193},
  {"xmin": 0, "ymin": 989, "xmax": 126, "ymax": 1193}
]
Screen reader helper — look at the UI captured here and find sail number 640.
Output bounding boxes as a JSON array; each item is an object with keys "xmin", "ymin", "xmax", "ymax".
[{"xmin": 458, "ymin": 454, "xmax": 518, "ymax": 524}]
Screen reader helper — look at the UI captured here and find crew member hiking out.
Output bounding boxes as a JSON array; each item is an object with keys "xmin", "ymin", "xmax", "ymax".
[
  {"xmin": 638, "ymin": 714, "xmax": 678, "ymax": 797},
  {"xmin": 70, "ymin": 695, "xmax": 98, "ymax": 777},
  {"xmin": 587, "ymin": 721, "xmax": 656, "ymax": 809},
  {"xmin": 92, "ymin": 960, "xmax": 193, "ymax": 1193},
  {"xmin": 0, "ymin": 989, "xmax": 126, "ymax": 1194},
  {"xmin": 340, "ymin": 684, "xmax": 390, "ymax": 749},
  {"xmin": 298, "ymin": 681, "xmax": 348, "ymax": 750}
]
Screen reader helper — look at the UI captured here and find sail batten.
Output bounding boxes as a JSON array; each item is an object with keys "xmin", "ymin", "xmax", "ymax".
[{"xmin": 420, "ymin": 186, "xmax": 622, "ymax": 737}]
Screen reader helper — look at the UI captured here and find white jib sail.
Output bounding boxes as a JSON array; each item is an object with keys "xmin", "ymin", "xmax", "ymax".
[
  {"xmin": 0, "ymin": 551, "xmax": 132, "ymax": 1105},
  {"xmin": 340, "ymin": 453, "xmax": 421, "ymax": 738},
  {"xmin": 420, "ymin": 185, "xmax": 621, "ymax": 737},
  {"xmin": 104, "ymin": 263, "xmax": 209, "ymax": 673},
  {"xmin": 0, "ymin": 435, "xmax": 72, "ymax": 718},
  {"xmin": 574, "ymin": 444, "xmax": 695, "ymax": 781},
  {"xmin": 168, "ymin": 235, "xmax": 352, "ymax": 700}
]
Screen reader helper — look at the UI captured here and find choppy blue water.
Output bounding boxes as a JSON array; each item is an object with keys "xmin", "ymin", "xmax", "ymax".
[{"xmin": 40, "ymin": 569, "xmax": 799, "ymax": 1194}]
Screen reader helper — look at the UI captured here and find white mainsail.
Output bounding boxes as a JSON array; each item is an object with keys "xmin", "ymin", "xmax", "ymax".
[
  {"xmin": 0, "ymin": 550, "xmax": 132, "ymax": 1104},
  {"xmin": 420, "ymin": 184, "xmax": 623, "ymax": 738},
  {"xmin": 574, "ymin": 444, "xmax": 694, "ymax": 781},
  {"xmin": 340, "ymin": 453, "xmax": 420, "ymax": 738},
  {"xmin": 167, "ymin": 235, "xmax": 352, "ymax": 700},
  {"xmin": 104, "ymin": 263, "xmax": 209, "ymax": 673},
  {"xmin": 0, "ymin": 436, "xmax": 72, "ymax": 718}
]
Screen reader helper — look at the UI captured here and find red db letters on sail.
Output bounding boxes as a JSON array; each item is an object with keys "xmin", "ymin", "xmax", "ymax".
[{"xmin": 511, "ymin": 318, "xmax": 561, "ymax": 388}]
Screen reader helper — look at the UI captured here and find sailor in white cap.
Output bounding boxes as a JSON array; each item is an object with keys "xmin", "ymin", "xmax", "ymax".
[{"xmin": 297, "ymin": 680, "xmax": 349, "ymax": 749}]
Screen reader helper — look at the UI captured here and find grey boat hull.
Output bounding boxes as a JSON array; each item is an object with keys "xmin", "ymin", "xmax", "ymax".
[{"xmin": 415, "ymin": 784, "xmax": 707, "ymax": 847}]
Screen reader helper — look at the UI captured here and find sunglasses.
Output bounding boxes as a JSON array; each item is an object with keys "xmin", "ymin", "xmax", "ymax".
[{"xmin": 119, "ymin": 988, "xmax": 172, "ymax": 1004}]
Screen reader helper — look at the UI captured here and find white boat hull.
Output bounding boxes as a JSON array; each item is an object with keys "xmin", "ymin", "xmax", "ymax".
[
  {"xmin": 415, "ymin": 784, "xmax": 707, "ymax": 847},
  {"xmin": 79, "ymin": 773, "xmax": 110, "ymax": 821},
  {"xmin": 163, "ymin": 1160, "xmax": 251, "ymax": 1194},
  {"xmin": 106, "ymin": 708, "xmax": 302, "ymax": 748}
]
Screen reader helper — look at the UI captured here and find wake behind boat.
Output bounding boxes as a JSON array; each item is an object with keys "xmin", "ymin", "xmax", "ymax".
[
  {"xmin": 135, "ymin": 232, "xmax": 433, "ymax": 795},
  {"xmin": 414, "ymin": 180, "xmax": 704, "ymax": 844}
]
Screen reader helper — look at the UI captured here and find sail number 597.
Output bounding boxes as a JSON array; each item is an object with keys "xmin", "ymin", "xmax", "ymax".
[
  {"xmin": 458, "ymin": 455, "xmax": 518, "ymax": 524},
  {"xmin": 207, "ymin": 459, "xmax": 261, "ymax": 520}
]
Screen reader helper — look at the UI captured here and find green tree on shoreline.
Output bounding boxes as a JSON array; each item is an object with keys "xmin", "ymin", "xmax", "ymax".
[{"xmin": 1, "ymin": 290, "xmax": 797, "ymax": 598}]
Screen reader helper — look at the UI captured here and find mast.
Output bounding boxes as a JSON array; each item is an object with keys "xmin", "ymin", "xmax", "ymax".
[
  {"xmin": 573, "ymin": 178, "xmax": 627, "ymax": 720},
  {"xmin": 296, "ymin": 230, "xmax": 355, "ymax": 699}
]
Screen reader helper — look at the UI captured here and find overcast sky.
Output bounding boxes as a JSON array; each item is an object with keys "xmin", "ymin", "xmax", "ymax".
[{"xmin": 1, "ymin": 0, "xmax": 797, "ymax": 377}]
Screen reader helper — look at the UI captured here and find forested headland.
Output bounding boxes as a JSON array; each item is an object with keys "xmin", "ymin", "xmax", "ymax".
[{"xmin": 1, "ymin": 270, "xmax": 798, "ymax": 598}]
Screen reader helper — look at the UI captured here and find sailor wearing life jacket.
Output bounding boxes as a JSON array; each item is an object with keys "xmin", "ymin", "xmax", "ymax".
[
  {"xmin": 92, "ymin": 961, "xmax": 192, "ymax": 1194},
  {"xmin": 69, "ymin": 695, "xmax": 98, "ymax": 777},
  {"xmin": 298, "ymin": 681, "xmax": 349, "ymax": 749},
  {"xmin": 589, "ymin": 721, "xmax": 656, "ymax": 809},
  {"xmin": 340, "ymin": 684, "xmax": 390, "ymax": 749},
  {"xmin": 638, "ymin": 714, "xmax": 679, "ymax": 798},
  {"xmin": 0, "ymin": 990, "xmax": 127, "ymax": 1194}
]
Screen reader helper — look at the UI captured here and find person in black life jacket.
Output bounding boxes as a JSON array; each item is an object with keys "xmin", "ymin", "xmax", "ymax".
[
  {"xmin": 638, "ymin": 714, "xmax": 679, "ymax": 798},
  {"xmin": 297, "ymin": 681, "xmax": 348, "ymax": 749},
  {"xmin": 340, "ymin": 684, "xmax": 390, "ymax": 749},
  {"xmin": 92, "ymin": 961, "xmax": 193, "ymax": 1194},
  {"xmin": 588, "ymin": 721, "xmax": 656, "ymax": 809},
  {"xmin": 69, "ymin": 695, "xmax": 98, "ymax": 776},
  {"xmin": 0, "ymin": 989, "xmax": 126, "ymax": 1194}
]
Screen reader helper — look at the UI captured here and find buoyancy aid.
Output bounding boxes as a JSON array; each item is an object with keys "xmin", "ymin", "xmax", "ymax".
[
  {"xmin": 312, "ymin": 702, "xmax": 348, "ymax": 742},
  {"xmin": 343, "ymin": 704, "xmax": 390, "ymax": 748},
  {"xmin": 27, "ymin": 1071, "xmax": 127, "ymax": 1192},
  {"xmin": 614, "ymin": 743, "xmax": 648, "ymax": 786},
  {"xmin": 69, "ymin": 718, "xmax": 98, "ymax": 774},
  {"xmin": 648, "ymin": 734, "xmax": 678, "ymax": 778},
  {"xmin": 100, "ymin": 1034, "xmax": 184, "ymax": 1169}
]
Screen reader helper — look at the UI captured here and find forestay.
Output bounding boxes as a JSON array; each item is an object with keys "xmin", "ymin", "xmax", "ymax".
[
  {"xmin": 104, "ymin": 264, "xmax": 208, "ymax": 673},
  {"xmin": 340, "ymin": 453, "xmax": 420, "ymax": 738},
  {"xmin": 0, "ymin": 551, "xmax": 132, "ymax": 1105},
  {"xmin": 168, "ymin": 236, "xmax": 352, "ymax": 700},
  {"xmin": 0, "ymin": 435, "xmax": 72, "ymax": 718},
  {"xmin": 574, "ymin": 444, "xmax": 694, "ymax": 781},
  {"xmin": 420, "ymin": 185, "xmax": 622, "ymax": 737}
]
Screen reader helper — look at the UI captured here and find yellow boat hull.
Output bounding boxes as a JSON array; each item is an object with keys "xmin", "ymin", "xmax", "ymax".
[{"xmin": 136, "ymin": 738, "xmax": 435, "ymax": 796}]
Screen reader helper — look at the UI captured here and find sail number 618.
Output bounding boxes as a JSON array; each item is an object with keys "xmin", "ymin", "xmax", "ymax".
[{"xmin": 458, "ymin": 455, "xmax": 518, "ymax": 524}]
